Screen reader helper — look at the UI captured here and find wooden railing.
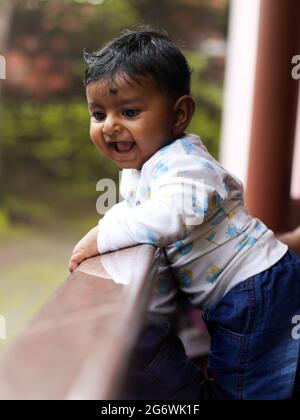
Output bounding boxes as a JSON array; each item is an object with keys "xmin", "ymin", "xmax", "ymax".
[{"xmin": 0, "ymin": 244, "xmax": 156, "ymax": 400}]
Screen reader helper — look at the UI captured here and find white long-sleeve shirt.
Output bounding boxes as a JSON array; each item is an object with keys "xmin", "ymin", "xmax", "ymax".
[{"xmin": 98, "ymin": 134, "xmax": 287, "ymax": 316}]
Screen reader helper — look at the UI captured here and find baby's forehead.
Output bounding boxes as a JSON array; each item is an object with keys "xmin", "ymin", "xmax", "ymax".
[
  {"xmin": 86, "ymin": 74, "xmax": 165, "ymax": 106},
  {"xmin": 101, "ymin": 76, "xmax": 131, "ymax": 94},
  {"xmin": 88, "ymin": 73, "xmax": 160, "ymax": 96}
]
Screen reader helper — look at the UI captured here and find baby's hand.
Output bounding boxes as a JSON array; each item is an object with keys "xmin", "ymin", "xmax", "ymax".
[{"xmin": 68, "ymin": 225, "xmax": 100, "ymax": 272}]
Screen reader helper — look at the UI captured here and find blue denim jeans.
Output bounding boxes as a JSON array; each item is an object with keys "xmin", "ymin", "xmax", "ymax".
[{"xmin": 124, "ymin": 250, "xmax": 300, "ymax": 400}]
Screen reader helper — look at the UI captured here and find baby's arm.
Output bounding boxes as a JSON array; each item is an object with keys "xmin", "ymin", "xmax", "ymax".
[
  {"xmin": 97, "ymin": 155, "xmax": 213, "ymax": 254},
  {"xmin": 68, "ymin": 225, "xmax": 100, "ymax": 272}
]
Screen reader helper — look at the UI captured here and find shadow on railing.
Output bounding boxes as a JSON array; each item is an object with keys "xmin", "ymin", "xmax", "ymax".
[{"xmin": 0, "ymin": 244, "xmax": 157, "ymax": 400}]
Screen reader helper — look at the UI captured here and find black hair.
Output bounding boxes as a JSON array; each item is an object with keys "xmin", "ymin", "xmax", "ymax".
[{"xmin": 83, "ymin": 26, "xmax": 192, "ymax": 99}]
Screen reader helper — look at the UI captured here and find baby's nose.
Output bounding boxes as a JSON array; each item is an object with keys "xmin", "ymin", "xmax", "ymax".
[{"xmin": 103, "ymin": 115, "xmax": 121, "ymax": 135}]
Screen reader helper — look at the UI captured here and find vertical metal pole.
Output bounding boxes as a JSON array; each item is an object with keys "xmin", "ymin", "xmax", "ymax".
[{"xmin": 245, "ymin": 0, "xmax": 300, "ymax": 232}]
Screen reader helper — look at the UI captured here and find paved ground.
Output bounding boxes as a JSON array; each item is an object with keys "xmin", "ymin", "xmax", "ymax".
[{"xmin": 0, "ymin": 225, "xmax": 82, "ymax": 352}]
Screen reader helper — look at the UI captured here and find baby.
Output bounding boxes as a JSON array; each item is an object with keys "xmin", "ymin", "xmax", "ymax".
[{"xmin": 69, "ymin": 28, "xmax": 300, "ymax": 400}]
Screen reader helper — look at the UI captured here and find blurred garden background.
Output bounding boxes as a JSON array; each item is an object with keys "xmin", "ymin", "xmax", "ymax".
[{"xmin": 0, "ymin": 0, "xmax": 228, "ymax": 348}]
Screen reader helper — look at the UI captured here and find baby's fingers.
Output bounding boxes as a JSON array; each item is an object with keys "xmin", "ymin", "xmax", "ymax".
[{"xmin": 68, "ymin": 251, "xmax": 86, "ymax": 273}]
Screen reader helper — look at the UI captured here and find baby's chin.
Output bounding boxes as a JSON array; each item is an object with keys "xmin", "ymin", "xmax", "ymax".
[{"xmin": 113, "ymin": 156, "xmax": 148, "ymax": 170}]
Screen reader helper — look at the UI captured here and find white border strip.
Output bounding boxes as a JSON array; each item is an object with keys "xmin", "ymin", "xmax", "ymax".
[{"xmin": 220, "ymin": 0, "xmax": 261, "ymax": 186}]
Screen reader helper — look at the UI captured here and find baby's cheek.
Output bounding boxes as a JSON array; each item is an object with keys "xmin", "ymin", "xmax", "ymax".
[
  {"xmin": 90, "ymin": 122, "xmax": 101, "ymax": 141},
  {"xmin": 89, "ymin": 129, "xmax": 104, "ymax": 151},
  {"xmin": 89, "ymin": 125, "xmax": 98, "ymax": 143}
]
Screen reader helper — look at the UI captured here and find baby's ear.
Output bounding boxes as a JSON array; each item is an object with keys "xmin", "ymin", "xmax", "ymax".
[{"xmin": 172, "ymin": 95, "xmax": 195, "ymax": 136}]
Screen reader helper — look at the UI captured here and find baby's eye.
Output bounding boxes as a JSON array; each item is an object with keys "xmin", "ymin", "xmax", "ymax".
[
  {"xmin": 122, "ymin": 109, "xmax": 140, "ymax": 118},
  {"xmin": 92, "ymin": 112, "xmax": 105, "ymax": 121}
]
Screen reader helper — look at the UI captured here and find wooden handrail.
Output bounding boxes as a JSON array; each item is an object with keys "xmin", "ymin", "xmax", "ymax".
[{"xmin": 0, "ymin": 244, "xmax": 157, "ymax": 400}]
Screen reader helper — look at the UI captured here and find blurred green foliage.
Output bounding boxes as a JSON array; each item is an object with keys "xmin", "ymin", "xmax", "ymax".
[
  {"xmin": 186, "ymin": 51, "xmax": 223, "ymax": 159},
  {"xmin": 2, "ymin": 99, "xmax": 117, "ymax": 185},
  {"xmin": 2, "ymin": 98, "xmax": 118, "ymax": 212}
]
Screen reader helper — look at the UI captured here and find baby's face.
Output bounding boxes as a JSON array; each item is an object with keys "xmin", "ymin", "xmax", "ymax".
[{"xmin": 86, "ymin": 75, "xmax": 175, "ymax": 169}]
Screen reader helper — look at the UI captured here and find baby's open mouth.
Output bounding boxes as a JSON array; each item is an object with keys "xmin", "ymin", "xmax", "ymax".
[{"xmin": 113, "ymin": 142, "xmax": 134, "ymax": 153}]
